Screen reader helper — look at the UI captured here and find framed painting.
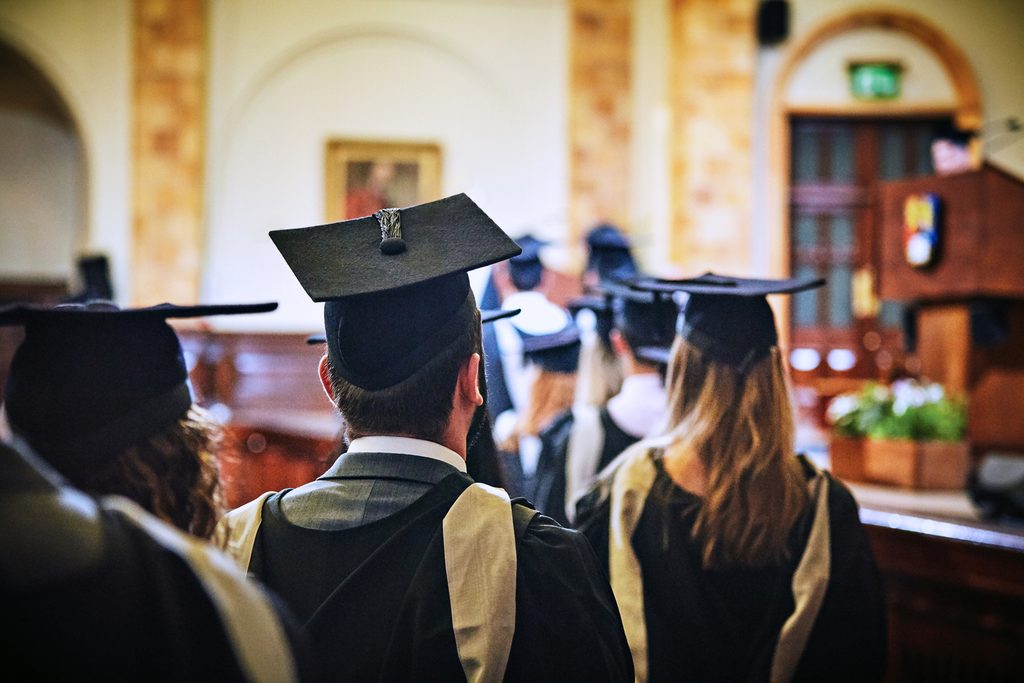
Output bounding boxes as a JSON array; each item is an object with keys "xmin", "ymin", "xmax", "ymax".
[{"xmin": 324, "ymin": 139, "xmax": 443, "ymax": 221}]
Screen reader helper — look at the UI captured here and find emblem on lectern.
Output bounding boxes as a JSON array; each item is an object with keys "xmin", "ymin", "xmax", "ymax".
[{"xmin": 903, "ymin": 193, "xmax": 941, "ymax": 269}]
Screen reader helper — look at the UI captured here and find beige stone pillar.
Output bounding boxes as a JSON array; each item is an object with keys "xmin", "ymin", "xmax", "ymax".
[
  {"xmin": 669, "ymin": 0, "xmax": 756, "ymax": 272},
  {"xmin": 131, "ymin": 0, "xmax": 205, "ymax": 305},
  {"xmin": 569, "ymin": 0, "xmax": 632, "ymax": 248}
]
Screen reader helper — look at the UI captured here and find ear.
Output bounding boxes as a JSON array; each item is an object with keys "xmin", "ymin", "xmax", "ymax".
[
  {"xmin": 318, "ymin": 354, "xmax": 336, "ymax": 403},
  {"xmin": 610, "ymin": 328, "xmax": 631, "ymax": 358},
  {"xmin": 458, "ymin": 352, "xmax": 485, "ymax": 407}
]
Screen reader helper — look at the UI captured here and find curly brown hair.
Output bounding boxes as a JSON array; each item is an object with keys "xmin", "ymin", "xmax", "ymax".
[{"xmin": 45, "ymin": 406, "xmax": 224, "ymax": 539}]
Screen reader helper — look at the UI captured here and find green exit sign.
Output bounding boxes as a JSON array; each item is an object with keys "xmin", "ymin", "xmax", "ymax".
[{"xmin": 848, "ymin": 61, "xmax": 902, "ymax": 100}]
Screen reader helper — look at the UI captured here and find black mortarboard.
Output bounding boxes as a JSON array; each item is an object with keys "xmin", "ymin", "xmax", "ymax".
[
  {"xmin": 586, "ymin": 224, "xmax": 637, "ymax": 281},
  {"xmin": 271, "ymin": 194, "xmax": 520, "ymax": 390},
  {"xmin": 508, "ymin": 234, "xmax": 547, "ymax": 291},
  {"xmin": 602, "ymin": 280, "xmax": 678, "ymax": 365},
  {"xmin": 509, "ymin": 298, "xmax": 580, "ymax": 373},
  {"xmin": 630, "ymin": 272, "xmax": 825, "ymax": 372},
  {"xmin": 568, "ymin": 294, "xmax": 614, "ymax": 349},
  {"xmin": 0, "ymin": 300, "xmax": 277, "ymax": 459}
]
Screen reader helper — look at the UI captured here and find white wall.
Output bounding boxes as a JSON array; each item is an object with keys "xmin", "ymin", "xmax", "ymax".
[
  {"xmin": 0, "ymin": 109, "xmax": 83, "ymax": 279},
  {"xmin": 204, "ymin": 0, "xmax": 569, "ymax": 331},
  {"xmin": 629, "ymin": 0, "xmax": 672, "ymax": 275},
  {"xmin": 0, "ymin": 0, "xmax": 132, "ymax": 299}
]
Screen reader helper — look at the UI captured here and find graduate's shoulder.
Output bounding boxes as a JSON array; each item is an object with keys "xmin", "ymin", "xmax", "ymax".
[
  {"xmin": 511, "ymin": 499, "xmax": 589, "ymax": 552},
  {"xmin": 509, "ymin": 500, "xmax": 608, "ymax": 582},
  {"xmin": 795, "ymin": 453, "xmax": 862, "ymax": 524},
  {"xmin": 575, "ymin": 437, "xmax": 667, "ymax": 524}
]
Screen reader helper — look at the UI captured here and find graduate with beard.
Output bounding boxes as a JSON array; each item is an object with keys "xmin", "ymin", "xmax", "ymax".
[
  {"xmin": 575, "ymin": 274, "xmax": 887, "ymax": 682},
  {"xmin": 218, "ymin": 195, "xmax": 632, "ymax": 682}
]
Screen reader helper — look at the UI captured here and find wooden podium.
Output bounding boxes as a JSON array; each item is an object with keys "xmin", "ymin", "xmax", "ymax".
[{"xmin": 878, "ymin": 163, "xmax": 1024, "ymax": 455}]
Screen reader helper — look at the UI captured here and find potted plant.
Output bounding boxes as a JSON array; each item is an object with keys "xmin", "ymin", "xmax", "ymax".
[
  {"xmin": 826, "ymin": 380, "xmax": 969, "ymax": 489},
  {"xmin": 826, "ymin": 383, "xmax": 890, "ymax": 483}
]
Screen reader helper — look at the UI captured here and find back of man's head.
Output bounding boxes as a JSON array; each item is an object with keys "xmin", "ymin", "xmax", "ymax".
[{"xmin": 327, "ymin": 307, "xmax": 482, "ymax": 443}]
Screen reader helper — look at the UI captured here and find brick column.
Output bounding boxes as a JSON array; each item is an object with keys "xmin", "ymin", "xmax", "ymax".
[
  {"xmin": 132, "ymin": 0, "xmax": 205, "ymax": 305},
  {"xmin": 569, "ymin": 0, "xmax": 632, "ymax": 246},
  {"xmin": 669, "ymin": 0, "xmax": 756, "ymax": 272}
]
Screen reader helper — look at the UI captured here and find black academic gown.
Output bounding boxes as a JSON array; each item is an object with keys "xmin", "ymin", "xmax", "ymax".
[
  {"xmin": 575, "ymin": 451, "xmax": 888, "ymax": 682},
  {"xmin": 483, "ymin": 321, "xmax": 514, "ymax": 423},
  {"xmin": 533, "ymin": 407, "xmax": 639, "ymax": 525},
  {"xmin": 248, "ymin": 463, "xmax": 633, "ymax": 682},
  {"xmin": 1, "ymin": 440, "xmax": 308, "ymax": 682}
]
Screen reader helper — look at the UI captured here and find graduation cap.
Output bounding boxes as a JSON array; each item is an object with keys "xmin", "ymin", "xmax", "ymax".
[
  {"xmin": 271, "ymin": 193, "xmax": 521, "ymax": 390},
  {"xmin": 601, "ymin": 279, "xmax": 678, "ymax": 365},
  {"xmin": 629, "ymin": 272, "xmax": 825, "ymax": 373},
  {"xmin": 0, "ymin": 300, "xmax": 277, "ymax": 460},
  {"xmin": 508, "ymin": 234, "xmax": 547, "ymax": 291},
  {"xmin": 585, "ymin": 224, "xmax": 637, "ymax": 282},
  {"xmin": 568, "ymin": 294, "xmax": 614, "ymax": 349},
  {"xmin": 508, "ymin": 298, "xmax": 581, "ymax": 373},
  {"xmin": 304, "ymin": 308, "xmax": 521, "ymax": 345}
]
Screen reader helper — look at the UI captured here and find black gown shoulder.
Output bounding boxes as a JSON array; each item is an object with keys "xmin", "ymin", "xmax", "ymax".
[
  {"xmin": 534, "ymin": 407, "xmax": 641, "ymax": 526},
  {"xmin": 251, "ymin": 472, "xmax": 634, "ymax": 681},
  {"xmin": 506, "ymin": 504, "xmax": 635, "ymax": 681},
  {"xmin": 531, "ymin": 409, "xmax": 576, "ymax": 523},
  {"xmin": 575, "ymin": 449, "xmax": 887, "ymax": 682}
]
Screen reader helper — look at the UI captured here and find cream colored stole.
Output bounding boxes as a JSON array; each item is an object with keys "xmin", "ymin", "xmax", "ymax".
[
  {"xmin": 443, "ymin": 482, "xmax": 518, "ymax": 683},
  {"xmin": 216, "ymin": 491, "xmax": 274, "ymax": 572},
  {"xmin": 607, "ymin": 447, "xmax": 659, "ymax": 682},
  {"xmin": 108, "ymin": 497, "xmax": 297, "ymax": 683},
  {"xmin": 769, "ymin": 470, "xmax": 831, "ymax": 683},
  {"xmin": 606, "ymin": 451, "xmax": 833, "ymax": 683},
  {"xmin": 564, "ymin": 404, "xmax": 604, "ymax": 523},
  {"xmin": 217, "ymin": 483, "xmax": 518, "ymax": 683}
]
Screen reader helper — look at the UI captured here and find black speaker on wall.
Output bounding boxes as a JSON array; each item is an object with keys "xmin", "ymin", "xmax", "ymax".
[{"xmin": 757, "ymin": 0, "xmax": 790, "ymax": 46}]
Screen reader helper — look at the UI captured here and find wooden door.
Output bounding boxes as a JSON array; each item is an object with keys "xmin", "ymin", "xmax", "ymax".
[{"xmin": 788, "ymin": 116, "xmax": 952, "ymax": 386}]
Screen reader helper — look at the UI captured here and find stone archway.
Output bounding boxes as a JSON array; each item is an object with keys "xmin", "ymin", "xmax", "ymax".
[{"xmin": 0, "ymin": 39, "xmax": 87, "ymax": 292}]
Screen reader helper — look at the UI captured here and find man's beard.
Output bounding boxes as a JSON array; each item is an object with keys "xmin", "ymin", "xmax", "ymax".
[{"xmin": 466, "ymin": 360, "xmax": 489, "ymax": 452}]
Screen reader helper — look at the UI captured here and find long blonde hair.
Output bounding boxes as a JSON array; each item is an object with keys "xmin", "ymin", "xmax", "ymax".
[
  {"xmin": 500, "ymin": 367, "xmax": 577, "ymax": 450},
  {"xmin": 662, "ymin": 338, "xmax": 808, "ymax": 569}
]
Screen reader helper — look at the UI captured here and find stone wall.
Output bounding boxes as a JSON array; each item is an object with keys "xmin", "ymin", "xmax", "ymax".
[
  {"xmin": 132, "ymin": 0, "xmax": 205, "ymax": 305},
  {"xmin": 669, "ymin": 0, "xmax": 756, "ymax": 272},
  {"xmin": 569, "ymin": 0, "xmax": 632, "ymax": 248}
]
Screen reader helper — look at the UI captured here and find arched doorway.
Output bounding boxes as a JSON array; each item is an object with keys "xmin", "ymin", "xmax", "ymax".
[
  {"xmin": 0, "ymin": 39, "xmax": 87, "ymax": 302},
  {"xmin": 0, "ymin": 40, "xmax": 89, "ymax": 401},
  {"xmin": 767, "ymin": 9, "xmax": 981, "ymax": 389}
]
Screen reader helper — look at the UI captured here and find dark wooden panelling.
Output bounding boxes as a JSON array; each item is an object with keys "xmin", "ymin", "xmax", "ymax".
[
  {"xmin": 878, "ymin": 164, "xmax": 1024, "ymax": 301},
  {"xmin": 866, "ymin": 524, "xmax": 1024, "ymax": 682},
  {"xmin": 178, "ymin": 330, "xmax": 344, "ymax": 508}
]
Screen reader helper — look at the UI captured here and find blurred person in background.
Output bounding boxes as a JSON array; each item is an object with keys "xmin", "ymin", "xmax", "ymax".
[
  {"xmin": 534, "ymin": 281, "xmax": 676, "ymax": 525},
  {"xmin": 0, "ymin": 301, "xmax": 276, "ymax": 539},
  {"xmin": 494, "ymin": 298, "xmax": 581, "ymax": 499},
  {"xmin": 0, "ymin": 435, "xmax": 310, "ymax": 681}
]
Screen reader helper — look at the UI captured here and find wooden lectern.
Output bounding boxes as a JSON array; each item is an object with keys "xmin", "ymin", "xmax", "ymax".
[{"xmin": 878, "ymin": 163, "xmax": 1024, "ymax": 456}]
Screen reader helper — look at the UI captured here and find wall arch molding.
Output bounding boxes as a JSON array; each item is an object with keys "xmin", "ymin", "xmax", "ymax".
[
  {"xmin": 220, "ymin": 23, "xmax": 510, "ymax": 140},
  {"xmin": 766, "ymin": 7, "xmax": 983, "ymax": 292},
  {"xmin": 0, "ymin": 22, "xmax": 90, "ymax": 165}
]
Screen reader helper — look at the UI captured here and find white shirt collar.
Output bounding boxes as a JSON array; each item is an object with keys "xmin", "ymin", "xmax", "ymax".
[{"xmin": 345, "ymin": 436, "xmax": 467, "ymax": 473}]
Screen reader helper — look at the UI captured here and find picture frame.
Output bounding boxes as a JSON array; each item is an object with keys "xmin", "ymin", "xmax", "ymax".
[{"xmin": 324, "ymin": 139, "xmax": 443, "ymax": 221}]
